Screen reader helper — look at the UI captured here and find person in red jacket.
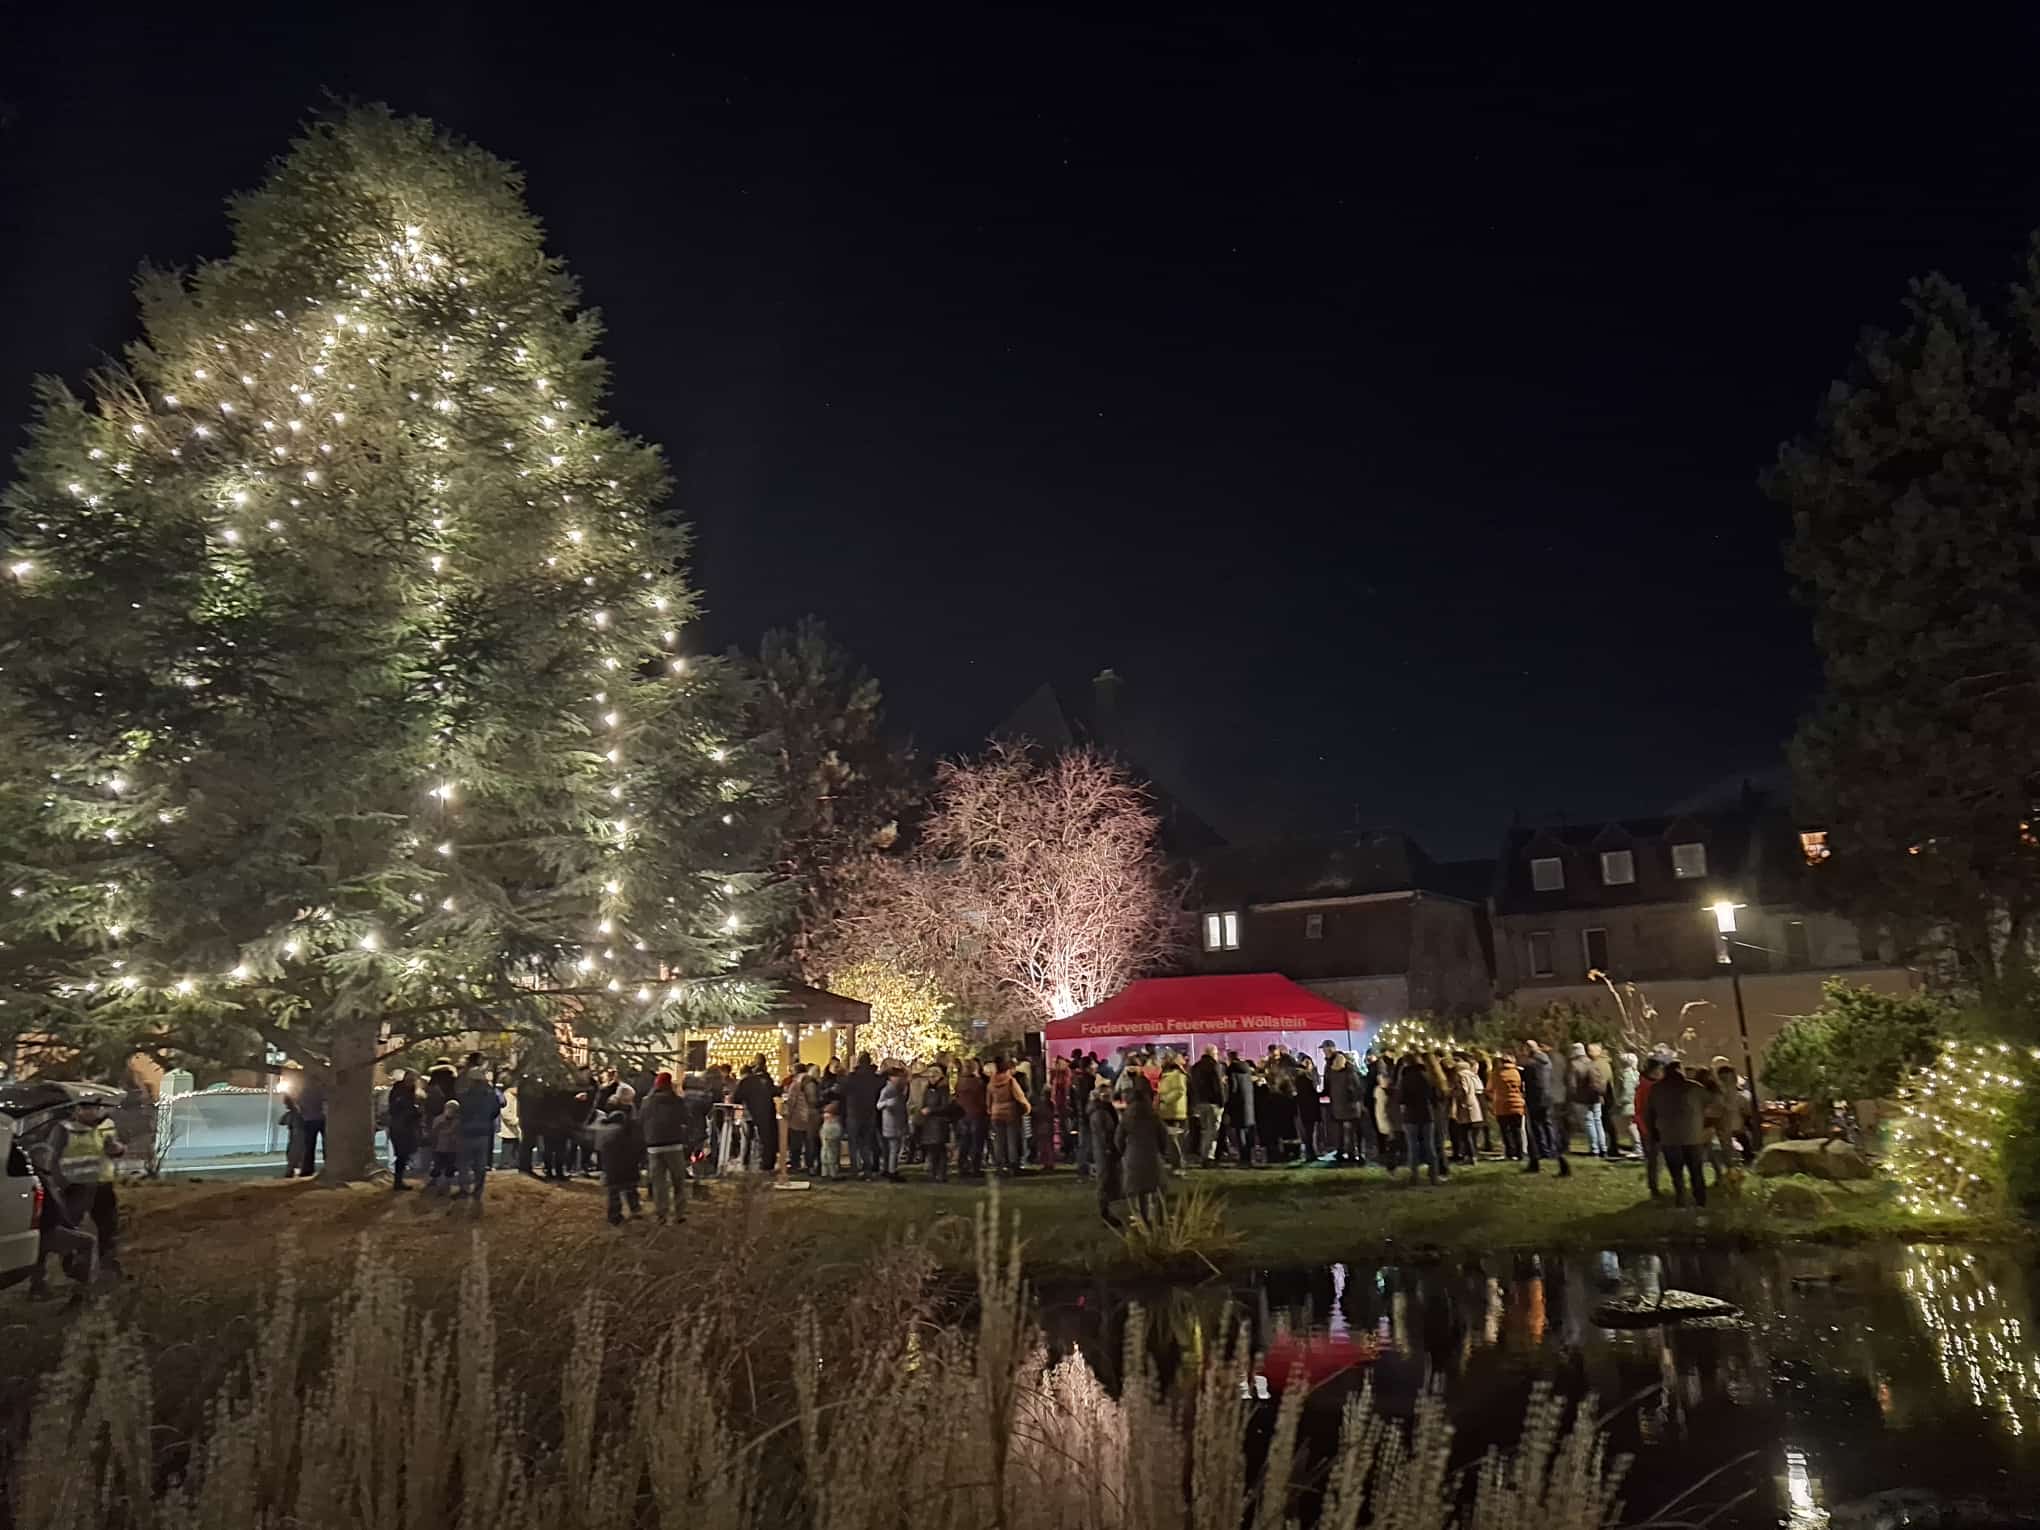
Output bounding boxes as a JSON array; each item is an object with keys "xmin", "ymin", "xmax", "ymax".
[{"xmin": 1633, "ymin": 1058, "xmax": 1665, "ymax": 1197}]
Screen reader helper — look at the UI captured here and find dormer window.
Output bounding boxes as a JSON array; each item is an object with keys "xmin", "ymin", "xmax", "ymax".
[
  {"xmin": 1600, "ymin": 849, "xmax": 1635, "ymax": 885},
  {"xmin": 1530, "ymin": 856, "xmax": 1565, "ymax": 892},
  {"xmin": 1671, "ymin": 841, "xmax": 1707, "ymax": 879}
]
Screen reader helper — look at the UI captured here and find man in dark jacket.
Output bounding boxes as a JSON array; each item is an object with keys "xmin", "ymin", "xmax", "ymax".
[
  {"xmin": 732, "ymin": 1057, "xmax": 781, "ymax": 1174},
  {"xmin": 1324, "ymin": 1052, "xmax": 1366, "ymax": 1163},
  {"xmin": 596, "ymin": 1087, "xmax": 644, "ymax": 1224},
  {"xmin": 385, "ymin": 1072, "xmax": 421, "ymax": 1191},
  {"xmin": 841, "ymin": 1053, "xmax": 884, "ymax": 1180},
  {"xmin": 1086, "ymin": 1088, "xmax": 1123, "ymax": 1228},
  {"xmin": 1189, "ymin": 1046, "xmax": 1229, "ymax": 1166},
  {"xmin": 639, "ymin": 1071, "xmax": 691, "ymax": 1222},
  {"xmin": 454, "ymin": 1068, "xmax": 501, "ymax": 1208},
  {"xmin": 1520, "ymin": 1043, "xmax": 1570, "ymax": 1178},
  {"xmin": 918, "ymin": 1066, "xmax": 955, "ymax": 1182},
  {"xmin": 1069, "ymin": 1058, "xmax": 1096, "ymax": 1177}
]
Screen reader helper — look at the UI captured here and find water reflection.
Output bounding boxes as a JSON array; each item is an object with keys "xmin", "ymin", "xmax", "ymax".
[{"xmin": 1038, "ymin": 1243, "xmax": 2040, "ymax": 1528}]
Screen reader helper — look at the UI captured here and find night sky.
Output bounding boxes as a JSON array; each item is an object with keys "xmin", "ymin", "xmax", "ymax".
[{"xmin": 5, "ymin": 8, "xmax": 2038, "ymax": 855}]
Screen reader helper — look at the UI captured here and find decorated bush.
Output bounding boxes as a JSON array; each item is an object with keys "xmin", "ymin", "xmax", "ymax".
[{"xmin": 1885, "ymin": 1039, "xmax": 2040, "ymax": 1216}]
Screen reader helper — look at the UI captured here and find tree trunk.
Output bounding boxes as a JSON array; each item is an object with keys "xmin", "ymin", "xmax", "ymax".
[{"xmin": 318, "ymin": 1014, "xmax": 382, "ymax": 1184}]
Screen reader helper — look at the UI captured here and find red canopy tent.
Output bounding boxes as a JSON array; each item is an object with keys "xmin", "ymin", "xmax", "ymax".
[{"xmin": 1042, "ymin": 974, "xmax": 1367, "ymax": 1061}]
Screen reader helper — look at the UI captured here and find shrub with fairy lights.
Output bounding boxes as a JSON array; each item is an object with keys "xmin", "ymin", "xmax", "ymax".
[
  {"xmin": 1885, "ymin": 1039, "xmax": 2040, "ymax": 1216},
  {"xmin": 826, "ymin": 960, "xmax": 965, "ymax": 1063}
]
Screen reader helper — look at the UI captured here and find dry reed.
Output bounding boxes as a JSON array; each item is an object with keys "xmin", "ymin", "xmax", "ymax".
[{"xmin": 7, "ymin": 1188, "xmax": 1628, "ymax": 1530}]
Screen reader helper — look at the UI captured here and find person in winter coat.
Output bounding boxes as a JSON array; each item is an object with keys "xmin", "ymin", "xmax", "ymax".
[
  {"xmin": 734, "ymin": 1057, "xmax": 782, "ymax": 1174},
  {"xmin": 818, "ymin": 1101, "xmax": 845, "ymax": 1181},
  {"xmin": 294, "ymin": 1079, "xmax": 328, "ymax": 1178},
  {"xmin": 1069, "ymin": 1056, "xmax": 1096, "ymax": 1175},
  {"xmin": 1087, "ymin": 1088, "xmax": 1124, "ymax": 1227},
  {"xmin": 1712, "ymin": 1061, "xmax": 1750, "ymax": 1178},
  {"xmin": 1325, "ymin": 1052, "xmax": 1367, "ymax": 1162},
  {"xmin": 1189, "ymin": 1046, "xmax": 1229, "ymax": 1165},
  {"xmin": 1487, "ymin": 1054, "xmax": 1527, "ymax": 1160},
  {"xmin": 1370, "ymin": 1057, "xmax": 1401, "ymax": 1165},
  {"xmin": 386, "ymin": 1072, "xmax": 421, "ymax": 1191},
  {"xmin": 1633, "ymin": 1058, "xmax": 1665, "ymax": 1195},
  {"xmin": 986, "ymin": 1057, "xmax": 1031, "ymax": 1175},
  {"xmin": 1116, "ymin": 1087, "xmax": 1171, "ymax": 1225},
  {"xmin": 1520, "ymin": 1042, "xmax": 1568, "ymax": 1176},
  {"xmin": 639, "ymin": 1071, "xmax": 691, "ymax": 1223},
  {"xmin": 841, "ymin": 1053, "xmax": 884, "ymax": 1180},
  {"xmin": 1448, "ymin": 1052, "xmax": 1485, "ymax": 1164},
  {"xmin": 918, "ymin": 1066, "xmax": 954, "ymax": 1182},
  {"xmin": 1569, "ymin": 1043, "xmax": 1608, "ymax": 1159},
  {"xmin": 455, "ymin": 1068, "xmax": 501, "ymax": 1207},
  {"xmin": 782, "ymin": 1063, "xmax": 821, "ymax": 1176},
  {"xmin": 1293, "ymin": 1056, "xmax": 1323, "ymax": 1159},
  {"xmin": 430, "ymin": 1098, "xmax": 462, "ymax": 1193},
  {"xmin": 1643, "ymin": 1061, "xmax": 1711, "ymax": 1206},
  {"xmin": 1224, "ymin": 1052, "xmax": 1258, "ymax": 1165},
  {"xmin": 596, "ymin": 1086, "xmax": 645, "ymax": 1223},
  {"xmin": 1612, "ymin": 1051, "xmax": 1641, "ymax": 1153},
  {"xmin": 49, "ymin": 1098, "xmax": 126, "ymax": 1270},
  {"xmin": 1394, "ymin": 1055, "xmax": 1445, "ymax": 1183},
  {"xmin": 1155, "ymin": 1053, "xmax": 1189, "ymax": 1169},
  {"xmin": 877, "ymin": 1067, "xmax": 911, "ymax": 1180},
  {"xmin": 1587, "ymin": 1044, "xmax": 1618, "ymax": 1158}
]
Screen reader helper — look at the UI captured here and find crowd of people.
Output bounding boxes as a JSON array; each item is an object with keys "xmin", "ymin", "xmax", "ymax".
[{"xmin": 354, "ymin": 1034, "xmax": 1760, "ymax": 1227}]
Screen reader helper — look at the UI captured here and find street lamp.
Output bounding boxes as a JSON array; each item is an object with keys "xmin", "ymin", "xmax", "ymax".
[{"xmin": 1710, "ymin": 900, "xmax": 1762, "ymax": 1150}]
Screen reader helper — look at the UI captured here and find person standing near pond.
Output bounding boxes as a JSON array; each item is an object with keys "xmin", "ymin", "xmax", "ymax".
[
  {"xmin": 1325, "ymin": 1051, "xmax": 1366, "ymax": 1162},
  {"xmin": 1644, "ymin": 1060, "xmax": 1710, "ymax": 1207},
  {"xmin": 1521, "ymin": 1042, "xmax": 1570, "ymax": 1177},
  {"xmin": 1571, "ymin": 1043, "xmax": 1608, "ymax": 1160},
  {"xmin": 987, "ymin": 1055, "xmax": 1031, "ymax": 1175},
  {"xmin": 1448, "ymin": 1051, "xmax": 1484, "ymax": 1165},
  {"xmin": 596, "ymin": 1084, "xmax": 644, "ymax": 1223},
  {"xmin": 294, "ymin": 1077, "xmax": 327, "ymax": 1178},
  {"xmin": 1487, "ymin": 1050, "xmax": 1526, "ymax": 1160},
  {"xmin": 1225, "ymin": 1051, "xmax": 1258, "ymax": 1166},
  {"xmin": 1189, "ymin": 1045, "xmax": 1228, "ymax": 1166},
  {"xmin": 842, "ymin": 1052, "xmax": 883, "ymax": 1180},
  {"xmin": 1116, "ymin": 1084, "xmax": 1170, "ymax": 1226},
  {"xmin": 1612, "ymin": 1050, "xmax": 1640, "ymax": 1155},
  {"xmin": 641, "ymin": 1071, "xmax": 691, "ymax": 1222},
  {"xmin": 1155, "ymin": 1051, "xmax": 1189, "ymax": 1169},
  {"xmin": 918, "ymin": 1063, "xmax": 954, "ymax": 1182},
  {"xmin": 1087, "ymin": 1083, "xmax": 1124, "ymax": 1228},
  {"xmin": 1395, "ymin": 1054, "xmax": 1446, "ymax": 1183},
  {"xmin": 954, "ymin": 1058, "xmax": 987, "ymax": 1178},
  {"xmin": 1633, "ymin": 1058, "xmax": 1665, "ymax": 1195},
  {"xmin": 455, "ymin": 1063, "xmax": 500, "ymax": 1208},
  {"xmin": 1293, "ymin": 1053, "xmax": 1322, "ymax": 1159},
  {"xmin": 385, "ymin": 1070, "xmax": 421, "ymax": 1191}
]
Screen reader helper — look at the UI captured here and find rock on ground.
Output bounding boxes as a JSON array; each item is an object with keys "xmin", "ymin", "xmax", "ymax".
[
  {"xmin": 1755, "ymin": 1137, "xmax": 1872, "ymax": 1181},
  {"xmin": 1767, "ymin": 1180, "xmax": 1832, "ymax": 1218}
]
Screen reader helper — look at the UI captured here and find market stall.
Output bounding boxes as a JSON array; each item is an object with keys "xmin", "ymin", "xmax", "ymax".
[{"xmin": 1042, "ymin": 973, "xmax": 1369, "ymax": 1061}]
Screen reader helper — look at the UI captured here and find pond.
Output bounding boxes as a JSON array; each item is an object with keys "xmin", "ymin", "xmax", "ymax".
[{"xmin": 1039, "ymin": 1243, "xmax": 2040, "ymax": 1528}]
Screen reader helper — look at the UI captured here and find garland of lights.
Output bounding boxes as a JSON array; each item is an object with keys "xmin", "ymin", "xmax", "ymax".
[{"xmin": 1885, "ymin": 1040, "xmax": 2038, "ymax": 1216}]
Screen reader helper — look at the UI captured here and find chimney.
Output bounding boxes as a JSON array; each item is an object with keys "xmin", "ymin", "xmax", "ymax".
[{"xmin": 1092, "ymin": 668, "xmax": 1123, "ymax": 745}]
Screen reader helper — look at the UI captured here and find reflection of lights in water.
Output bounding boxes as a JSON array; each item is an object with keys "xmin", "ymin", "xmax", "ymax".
[
  {"xmin": 1525, "ymin": 1277, "xmax": 1547, "ymax": 1345},
  {"xmin": 1901, "ymin": 1246, "xmax": 2040, "ymax": 1436},
  {"xmin": 1329, "ymin": 1262, "xmax": 1349, "ymax": 1342},
  {"xmin": 1784, "ymin": 1447, "xmax": 1828, "ymax": 1530},
  {"xmin": 1484, "ymin": 1276, "xmax": 1503, "ymax": 1347},
  {"xmin": 1391, "ymin": 1290, "xmax": 1410, "ymax": 1354}
]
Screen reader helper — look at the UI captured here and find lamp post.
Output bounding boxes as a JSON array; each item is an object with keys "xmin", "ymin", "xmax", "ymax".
[{"xmin": 1711, "ymin": 900, "xmax": 1762, "ymax": 1150}]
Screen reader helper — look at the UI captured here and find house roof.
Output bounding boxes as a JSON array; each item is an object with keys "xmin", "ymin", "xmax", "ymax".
[
  {"xmin": 1192, "ymin": 834, "xmax": 1479, "ymax": 908},
  {"xmin": 1044, "ymin": 973, "xmax": 1353, "ymax": 1039},
  {"xmin": 1492, "ymin": 807, "xmax": 1802, "ymax": 916}
]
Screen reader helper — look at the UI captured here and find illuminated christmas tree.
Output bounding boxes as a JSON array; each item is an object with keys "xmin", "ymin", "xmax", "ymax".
[
  {"xmin": 1885, "ymin": 1040, "xmax": 2035, "ymax": 1215},
  {"xmin": 0, "ymin": 107, "xmax": 769, "ymax": 1177}
]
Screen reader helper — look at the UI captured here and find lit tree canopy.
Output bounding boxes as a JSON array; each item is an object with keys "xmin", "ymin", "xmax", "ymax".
[
  {"xmin": 0, "ymin": 107, "xmax": 771, "ymax": 1174},
  {"xmin": 824, "ymin": 959, "xmax": 964, "ymax": 1063},
  {"xmin": 1769, "ymin": 256, "xmax": 2040, "ymax": 1015},
  {"xmin": 831, "ymin": 744, "xmax": 1178, "ymax": 1026}
]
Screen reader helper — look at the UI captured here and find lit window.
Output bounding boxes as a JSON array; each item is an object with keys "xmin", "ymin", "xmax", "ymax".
[
  {"xmin": 1529, "ymin": 931, "xmax": 1556, "ymax": 977},
  {"xmin": 1304, "ymin": 912, "xmax": 1324, "ymax": 941},
  {"xmin": 1671, "ymin": 842, "xmax": 1707, "ymax": 879},
  {"xmin": 1600, "ymin": 850, "xmax": 1634, "ymax": 886},
  {"xmin": 1800, "ymin": 830, "xmax": 1830, "ymax": 864},
  {"xmin": 1203, "ymin": 911, "xmax": 1240, "ymax": 951},
  {"xmin": 1530, "ymin": 856, "xmax": 1565, "ymax": 892},
  {"xmin": 1583, "ymin": 927, "xmax": 1609, "ymax": 971}
]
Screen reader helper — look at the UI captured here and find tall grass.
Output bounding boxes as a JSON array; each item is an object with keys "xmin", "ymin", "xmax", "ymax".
[{"xmin": 8, "ymin": 1192, "xmax": 1628, "ymax": 1530}]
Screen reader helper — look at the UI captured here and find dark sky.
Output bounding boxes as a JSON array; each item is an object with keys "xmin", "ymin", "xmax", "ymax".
[{"xmin": 6, "ymin": 7, "xmax": 2039, "ymax": 856}]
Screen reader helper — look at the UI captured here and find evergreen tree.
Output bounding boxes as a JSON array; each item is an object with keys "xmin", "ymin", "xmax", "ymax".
[
  {"xmin": 1770, "ymin": 261, "xmax": 2040, "ymax": 1016},
  {"xmin": 0, "ymin": 107, "xmax": 769, "ymax": 1176},
  {"xmin": 749, "ymin": 618, "xmax": 912, "ymax": 979}
]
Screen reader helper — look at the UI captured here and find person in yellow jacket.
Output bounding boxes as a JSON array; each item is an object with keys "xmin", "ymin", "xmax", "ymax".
[{"xmin": 51, "ymin": 1098, "xmax": 126, "ymax": 1272}]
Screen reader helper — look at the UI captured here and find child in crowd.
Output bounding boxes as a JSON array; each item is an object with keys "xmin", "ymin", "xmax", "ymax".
[
  {"xmin": 430, "ymin": 1098, "xmax": 462, "ymax": 1193},
  {"xmin": 818, "ymin": 1100, "xmax": 844, "ymax": 1180}
]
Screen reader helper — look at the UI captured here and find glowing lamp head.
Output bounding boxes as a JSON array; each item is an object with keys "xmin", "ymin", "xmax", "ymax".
[{"xmin": 1711, "ymin": 900, "xmax": 1739, "ymax": 935}]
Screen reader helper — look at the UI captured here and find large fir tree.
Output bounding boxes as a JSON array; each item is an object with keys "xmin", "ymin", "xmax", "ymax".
[
  {"xmin": 1770, "ymin": 261, "xmax": 2040, "ymax": 1015},
  {"xmin": 0, "ymin": 107, "xmax": 769, "ymax": 1176}
]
